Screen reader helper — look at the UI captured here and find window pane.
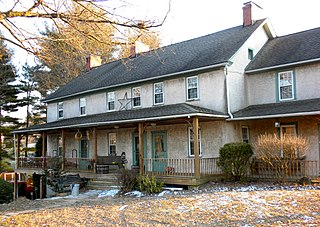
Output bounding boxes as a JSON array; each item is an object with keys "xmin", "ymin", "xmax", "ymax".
[
  {"xmin": 109, "ymin": 133, "xmax": 116, "ymax": 155},
  {"xmin": 108, "ymin": 92, "xmax": 115, "ymax": 101},
  {"xmin": 155, "ymin": 83, "xmax": 163, "ymax": 93},
  {"xmin": 155, "ymin": 93, "xmax": 163, "ymax": 104},
  {"xmin": 107, "ymin": 92, "xmax": 115, "ymax": 110},
  {"xmin": 187, "ymin": 77, "xmax": 198, "ymax": 100},
  {"xmin": 133, "ymin": 87, "xmax": 141, "ymax": 107},
  {"xmin": 279, "ymin": 71, "xmax": 293, "ymax": 100},
  {"xmin": 108, "ymin": 101, "xmax": 114, "ymax": 110}
]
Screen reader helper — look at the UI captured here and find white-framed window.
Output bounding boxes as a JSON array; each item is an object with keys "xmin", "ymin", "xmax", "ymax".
[
  {"xmin": 58, "ymin": 102, "xmax": 63, "ymax": 119},
  {"xmin": 80, "ymin": 98, "xmax": 86, "ymax": 116},
  {"xmin": 188, "ymin": 127, "xmax": 202, "ymax": 157},
  {"xmin": 154, "ymin": 82, "xmax": 164, "ymax": 105},
  {"xmin": 107, "ymin": 91, "xmax": 115, "ymax": 111},
  {"xmin": 278, "ymin": 71, "xmax": 294, "ymax": 101},
  {"xmin": 108, "ymin": 133, "xmax": 117, "ymax": 155},
  {"xmin": 132, "ymin": 87, "xmax": 141, "ymax": 108},
  {"xmin": 187, "ymin": 76, "xmax": 199, "ymax": 100},
  {"xmin": 280, "ymin": 124, "xmax": 297, "ymax": 157},
  {"xmin": 241, "ymin": 126, "xmax": 249, "ymax": 143}
]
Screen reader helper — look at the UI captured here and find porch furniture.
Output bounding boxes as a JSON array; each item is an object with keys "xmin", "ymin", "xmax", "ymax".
[{"xmin": 95, "ymin": 155, "xmax": 124, "ymax": 174}]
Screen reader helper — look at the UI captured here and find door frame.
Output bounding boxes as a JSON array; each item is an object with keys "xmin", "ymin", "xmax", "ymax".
[
  {"xmin": 132, "ymin": 132, "xmax": 147, "ymax": 167},
  {"xmin": 151, "ymin": 131, "xmax": 168, "ymax": 172}
]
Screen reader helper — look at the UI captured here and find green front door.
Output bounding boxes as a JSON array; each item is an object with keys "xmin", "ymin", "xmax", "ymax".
[{"xmin": 152, "ymin": 132, "xmax": 167, "ymax": 173}]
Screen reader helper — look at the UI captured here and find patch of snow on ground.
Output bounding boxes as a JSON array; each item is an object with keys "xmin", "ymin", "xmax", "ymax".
[
  {"xmin": 124, "ymin": 190, "xmax": 143, "ymax": 197},
  {"xmin": 98, "ymin": 189, "xmax": 119, "ymax": 198}
]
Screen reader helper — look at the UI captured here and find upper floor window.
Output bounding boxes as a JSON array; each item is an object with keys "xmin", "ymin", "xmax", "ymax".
[
  {"xmin": 154, "ymin": 82, "xmax": 164, "ymax": 105},
  {"xmin": 80, "ymin": 98, "xmax": 86, "ymax": 116},
  {"xmin": 248, "ymin": 48, "xmax": 254, "ymax": 60},
  {"xmin": 187, "ymin": 76, "xmax": 199, "ymax": 100},
  {"xmin": 278, "ymin": 71, "xmax": 295, "ymax": 101},
  {"xmin": 241, "ymin": 126, "xmax": 249, "ymax": 143},
  {"xmin": 132, "ymin": 87, "xmax": 141, "ymax": 108},
  {"xmin": 188, "ymin": 127, "xmax": 202, "ymax": 157},
  {"xmin": 58, "ymin": 102, "xmax": 63, "ymax": 119},
  {"xmin": 107, "ymin": 91, "xmax": 115, "ymax": 111}
]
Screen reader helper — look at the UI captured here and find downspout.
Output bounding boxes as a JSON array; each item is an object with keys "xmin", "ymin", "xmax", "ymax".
[{"xmin": 224, "ymin": 65, "xmax": 234, "ymax": 119}]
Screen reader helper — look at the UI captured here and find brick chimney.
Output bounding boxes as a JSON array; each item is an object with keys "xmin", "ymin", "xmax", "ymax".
[
  {"xmin": 243, "ymin": 2, "xmax": 264, "ymax": 27},
  {"xmin": 85, "ymin": 54, "xmax": 102, "ymax": 71},
  {"xmin": 129, "ymin": 44, "xmax": 136, "ymax": 58}
]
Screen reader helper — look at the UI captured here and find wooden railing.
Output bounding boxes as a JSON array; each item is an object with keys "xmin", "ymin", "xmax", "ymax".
[
  {"xmin": 17, "ymin": 157, "xmax": 94, "ymax": 171},
  {"xmin": 144, "ymin": 158, "xmax": 222, "ymax": 177},
  {"xmin": 252, "ymin": 159, "xmax": 320, "ymax": 180}
]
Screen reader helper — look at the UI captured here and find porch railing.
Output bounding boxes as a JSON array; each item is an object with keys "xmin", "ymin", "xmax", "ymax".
[
  {"xmin": 17, "ymin": 157, "xmax": 94, "ymax": 171},
  {"xmin": 144, "ymin": 158, "xmax": 222, "ymax": 177},
  {"xmin": 252, "ymin": 159, "xmax": 320, "ymax": 180}
]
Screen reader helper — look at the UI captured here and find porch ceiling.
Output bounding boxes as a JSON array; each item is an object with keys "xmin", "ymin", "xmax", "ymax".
[
  {"xmin": 231, "ymin": 98, "xmax": 320, "ymax": 120},
  {"xmin": 13, "ymin": 103, "xmax": 228, "ymax": 134}
]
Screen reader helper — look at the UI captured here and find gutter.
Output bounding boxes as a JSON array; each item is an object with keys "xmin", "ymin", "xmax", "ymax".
[
  {"xmin": 227, "ymin": 111, "xmax": 320, "ymax": 121},
  {"xmin": 44, "ymin": 62, "xmax": 228, "ymax": 103},
  {"xmin": 245, "ymin": 58, "xmax": 320, "ymax": 74},
  {"xmin": 12, "ymin": 112, "xmax": 229, "ymax": 134}
]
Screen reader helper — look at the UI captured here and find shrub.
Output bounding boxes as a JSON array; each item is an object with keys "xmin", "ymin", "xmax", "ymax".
[
  {"xmin": 136, "ymin": 175, "xmax": 163, "ymax": 194},
  {"xmin": 254, "ymin": 133, "xmax": 309, "ymax": 182},
  {"xmin": 116, "ymin": 169, "xmax": 138, "ymax": 194},
  {"xmin": 218, "ymin": 142, "xmax": 253, "ymax": 181},
  {"xmin": 0, "ymin": 178, "xmax": 14, "ymax": 204}
]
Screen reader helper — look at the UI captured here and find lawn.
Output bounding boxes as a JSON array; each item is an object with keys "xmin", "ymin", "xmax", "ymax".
[{"xmin": 1, "ymin": 183, "xmax": 319, "ymax": 226}]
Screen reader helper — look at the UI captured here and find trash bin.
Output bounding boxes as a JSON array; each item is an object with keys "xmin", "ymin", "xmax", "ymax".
[{"xmin": 71, "ymin": 184, "xmax": 80, "ymax": 196}]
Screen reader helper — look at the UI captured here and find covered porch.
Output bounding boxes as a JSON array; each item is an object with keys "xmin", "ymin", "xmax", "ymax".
[{"xmin": 12, "ymin": 103, "xmax": 228, "ymax": 186}]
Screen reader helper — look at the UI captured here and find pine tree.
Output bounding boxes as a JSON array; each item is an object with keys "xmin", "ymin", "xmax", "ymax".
[{"xmin": 0, "ymin": 38, "xmax": 20, "ymax": 171}]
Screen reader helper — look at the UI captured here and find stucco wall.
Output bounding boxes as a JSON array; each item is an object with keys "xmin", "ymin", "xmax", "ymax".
[
  {"xmin": 228, "ymin": 22, "xmax": 270, "ymax": 112},
  {"xmin": 46, "ymin": 69, "xmax": 227, "ymax": 122},
  {"xmin": 45, "ymin": 120, "xmax": 242, "ymax": 169},
  {"xmin": 238, "ymin": 116, "xmax": 319, "ymax": 161},
  {"xmin": 247, "ymin": 62, "xmax": 320, "ymax": 106}
]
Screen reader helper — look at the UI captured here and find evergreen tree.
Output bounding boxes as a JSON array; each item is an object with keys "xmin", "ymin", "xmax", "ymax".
[{"xmin": 0, "ymin": 38, "xmax": 20, "ymax": 171}]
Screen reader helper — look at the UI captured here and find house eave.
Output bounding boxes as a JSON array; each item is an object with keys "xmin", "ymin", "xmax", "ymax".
[
  {"xmin": 43, "ymin": 62, "xmax": 228, "ymax": 103},
  {"xmin": 228, "ymin": 111, "xmax": 320, "ymax": 121},
  {"xmin": 12, "ymin": 113, "xmax": 229, "ymax": 134},
  {"xmin": 245, "ymin": 58, "xmax": 320, "ymax": 74}
]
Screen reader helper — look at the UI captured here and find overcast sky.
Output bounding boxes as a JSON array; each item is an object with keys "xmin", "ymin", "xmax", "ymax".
[{"xmin": 129, "ymin": 0, "xmax": 320, "ymax": 45}]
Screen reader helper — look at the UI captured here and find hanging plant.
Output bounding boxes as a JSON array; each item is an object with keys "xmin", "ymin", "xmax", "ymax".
[{"xmin": 75, "ymin": 131, "xmax": 82, "ymax": 140}]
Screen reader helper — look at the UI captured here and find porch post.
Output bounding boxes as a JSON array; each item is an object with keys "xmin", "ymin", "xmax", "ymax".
[
  {"xmin": 17, "ymin": 134, "xmax": 21, "ymax": 168},
  {"xmin": 138, "ymin": 122, "xmax": 144, "ymax": 175},
  {"xmin": 93, "ymin": 128, "xmax": 98, "ymax": 173},
  {"xmin": 193, "ymin": 116, "xmax": 200, "ymax": 178},
  {"xmin": 42, "ymin": 132, "xmax": 47, "ymax": 157},
  {"xmin": 61, "ymin": 129, "xmax": 66, "ymax": 170}
]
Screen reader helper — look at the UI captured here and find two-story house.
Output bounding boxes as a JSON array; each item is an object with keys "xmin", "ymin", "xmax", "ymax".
[{"xmin": 12, "ymin": 2, "xmax": 320, "ymax": 185}]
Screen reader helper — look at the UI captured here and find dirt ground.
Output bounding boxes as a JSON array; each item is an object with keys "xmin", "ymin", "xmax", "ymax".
[{"xmin": 1, "ymin": 182, "xmax": 320, "ymax": 226}]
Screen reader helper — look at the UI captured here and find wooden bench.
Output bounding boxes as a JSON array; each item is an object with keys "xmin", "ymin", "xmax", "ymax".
[{"xmin": 95, "ymin": 156, "xmax": 124, "ymax": 174}]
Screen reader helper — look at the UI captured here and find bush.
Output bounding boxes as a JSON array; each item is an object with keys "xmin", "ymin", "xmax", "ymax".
[
  {"xmin": 116, "ymin": 169, "xmax": 138, "ymax": 194},
  {"xmin": 136, "ymin": 175, "xmax": 163, "ymax": 194},
  {"xmin": 254, "ymin": 133, "xmax": 310, "ymax": 182},
  {"xmin": 0, "ymin": 178, "xmax": 14, "ymax": 204},
  {"xmin": 218, "ymin": 142, "xmax": 253, "ymax": 181}
]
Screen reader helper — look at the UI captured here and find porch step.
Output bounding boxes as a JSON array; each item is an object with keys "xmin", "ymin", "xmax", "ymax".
[{"xmin": 86, "ymin": 173, "xmax": 121, "ymax": 190}]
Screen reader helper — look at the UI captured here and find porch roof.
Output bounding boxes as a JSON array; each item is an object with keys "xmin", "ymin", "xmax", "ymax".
[
  {"xmin": 231, "ymin": 98, "xmax": 320, "ymax": 120},
  {"xmin": 13, "ymin": 103, "xmax": 228, "ymax": 133}
]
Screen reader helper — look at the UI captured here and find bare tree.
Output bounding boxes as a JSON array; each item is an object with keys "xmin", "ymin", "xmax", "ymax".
[{"xmin": 0, "ymin": 0, "xmax": 171, "ymax": 56}]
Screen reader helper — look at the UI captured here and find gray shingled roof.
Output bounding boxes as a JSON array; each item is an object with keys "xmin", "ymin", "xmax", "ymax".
[
  {"xmin": 232, "ymin": 98, "xmax": 320, "ymax": 120},
  {"xmin": 246, "ymin": 27, "xmax": 320, "ymax": 72},
  {"xmin": 13, "ymin": 103, "xmax": 228, "ymax": 133},
  {"xmin": 44, "ymin": 20, "xmax": 266, "ymax": 102}
]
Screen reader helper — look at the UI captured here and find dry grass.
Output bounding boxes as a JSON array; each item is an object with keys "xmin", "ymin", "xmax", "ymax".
[{"xmin": 1, "ymin": 186, "xmax": 319, "ymax": 226}]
